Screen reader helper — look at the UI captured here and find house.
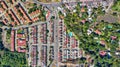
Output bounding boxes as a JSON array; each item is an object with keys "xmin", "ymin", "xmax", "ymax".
[
  {"xmin": 17, "ymin": 33, "xmax": 26, "ymax": 53},
  {"xmin": 87, "ymin": 29, "xmax": 93, "ymax": 35},
  {"xmin": 9, "ymin": 9, "xmax": 20, "ymax": 25},
  {"xmin": 40, "ymin": 24, "xmax": 47, "ymax": 44},
  {"xmin": 100, "ymin": 40, "xmax": 106, "ymax": 46},
  {"xmin": 2, "ymin": 19, "xmax": 8, "ymax": 25},
  {"xmin": 31, "ymin": 45, "xmax": 37, "ymax": 67},
  {"xmin": 71, "ymin": 37, "xmax": 78, "ymax": 48},
  {"xmin": 0, "ymin": 1, "xmax": 8, "ymax": 9},
  {"xmin": 30, "ymin": 10, "xmax": 41, "ymax": 16},
  {"xmin": 17, "ymin": 34, "xmax": 25, "ymax": 38},
  {"xmin": 11, "ymin": 22, "xmax": 15, "ymax": 26},
  {"xmin": 111, "ymin": 36, "xmax": 117, "ymax": 40},
  {"xmin": 17, "ymin": 39, "xmax": 26, "ymax": 52},
  {"xmin": 41, "ymin": 45, "xmax": 47, "ymax": 67},
  {"xmin": 95, "ymin": 30, "xmax": 102, "ymax": 35},
  {"xmin": 86, "ymin": 55, "xmax": 93, "ymax": 63},
  {"xmin": 81, "ymin": 20, "xmax": 86, "ymax": 24},
  {"xmin": 46, "ymin": 10, "xmax": 50, "ymax": 19},
  {"xmin": 17, "ymin": 39, "xmax": 26, "ymax": 46},
  {"xmin": 99, "ymin": 51, "xmax": 106, "ymax": 56},
  {"xmin": 31, "ymin": 26, "xmax": 38, "ymax": 44},
  {"xmin": 0, "ymin": 8, "xmax": 4, "ymax": 13},
  {"xmin": 13, "ymin": 6, "xmax": 24, "ymax": 24},
  {"xmin": 115, "ymin": 52, "xmax": 119, "ymax": 55},
  {"xmin": 12, "ymin": 0, "xmax": 16, "ymax": 3},
  {"xmin": 17, "ymin": 47, "xmax": 26, "ymax": 52},
  {"xmin": 32, "ymin": 17, "xmax": 39, "ymax": 22},
  {"xmin": 81, "ymin": 7, "xmax": 85, "ymax": 12},
  {"xmin": 18, "ymin": 3, "xmax": 32, "ymax": 23}
]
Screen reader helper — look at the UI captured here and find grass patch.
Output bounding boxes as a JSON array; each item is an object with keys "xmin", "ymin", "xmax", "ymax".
[{"xmin": 112, "ymin": 0, "xmax": 120, "ymax": 12}]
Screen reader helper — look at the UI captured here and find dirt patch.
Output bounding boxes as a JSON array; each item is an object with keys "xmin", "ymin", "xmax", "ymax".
[{"xmin": 97, "ymin": 14, "xmax": 119, "ymax": 23}]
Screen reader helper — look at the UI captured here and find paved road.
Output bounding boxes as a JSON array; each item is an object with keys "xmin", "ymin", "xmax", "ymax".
[
  {"xmin": 33, "ymin": 0, "xmax": 62, "ymax": 7},
  {"xmin": 49, "ymin": 9, "xmax": 59, "ymax": 67},
  {"xmin": 105, "ymin": 0, "xmax": 114, "ymax": 12},
  {"xmin": 0, "ymin": 21, "xmax": 46, "ymax": 30}
]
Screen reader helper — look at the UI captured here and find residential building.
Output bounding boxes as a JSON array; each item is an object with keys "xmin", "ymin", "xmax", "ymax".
[{"xmin": 10, "ymin": 30, "xmax": 15, "ymax": 51}]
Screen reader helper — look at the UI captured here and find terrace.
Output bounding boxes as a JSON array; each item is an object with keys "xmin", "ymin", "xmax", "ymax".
[
  {"xmin": 40, "ymin": 23, "xmax": 47, "ymax": 44},
  {"xmin": 30, "ymin": 26, "xmax": 38, "ymax": 44},
  {"xmin": 32, "ymin": 17, "xmax": 39, "ymax": 22},
  {"xmin": 8, "ymin": 9, "xmax": 20, "ymax": 25},
  {"xmin": 17, "ymin": 33, "xmax": 26, "ymax": 53},
  {"xmin": 2, "ymin": 19, "xmax": 8, "ymax": 25},
  {"xmin": 41, "ymin": 45, "xmax": 47, "ymax": 67},
  {"xmin": 10, "ymin": 30, "xmax": 15, "ymax": 51},
  {"xmin": 13, "ymin": 5, "xmax": 24, "ymax": 24},
  {"xmin": 0, "ymin": 8, "xmax": 4, "ymax": 13},
  {"xmin": 49, "ymin": 21, "xmax": 54, "ymax": 43},
  {"xmin": 0, "ymin": 1, "xmax": 8, "ymax": 10},
  {"xmin": 31, "ymin": 45, "xmax": 37, "ymax": 67},
  {"xmin": 18, "ymin": 3, "xmax": 32, "ymax": 23},
  {"xmin": 30, "ymin": 9, "xmax": 41, "ymax": 17}
]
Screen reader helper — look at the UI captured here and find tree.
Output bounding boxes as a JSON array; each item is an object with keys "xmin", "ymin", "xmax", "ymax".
[
  {"xmin": 0, "ymin": 51, "xmax": 27, "ymax": 66},
  {"xmin": 0, "ymin": 42, "xmax": 4, "ymax": 50},
  {"xmin": 112, "ymin": 12, "xmax": 117, "ymax": 16}
]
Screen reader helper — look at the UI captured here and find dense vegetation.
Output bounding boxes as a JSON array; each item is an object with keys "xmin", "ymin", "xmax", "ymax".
[
  {"xmin": 63, "ymin": 2, "xmax": 120, "ymax": 66},
  {"xmin": 0, "ymin": 28, "xmax": 4, "ymax": 50},
  {"xmin": 112, "ymin": 0, "xmax": 120, "ymax": 12},
  {"xmin": 0, "ymin": 51, "xmax": 27, "ymax": 67}
]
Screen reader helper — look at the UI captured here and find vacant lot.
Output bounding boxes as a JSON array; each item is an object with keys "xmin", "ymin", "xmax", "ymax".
[{"xmin": 97, "ymin": 14, "xmax": 119, "ymax": 23}]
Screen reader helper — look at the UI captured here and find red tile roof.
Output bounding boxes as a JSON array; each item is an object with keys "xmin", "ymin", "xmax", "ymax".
[
  {"xmin": 81, "ymin": 7, "xmax": 85, "ymax": 12},
  {"xmin": 0, "ymin": 8, "xmax": 4, "ymax": 12},
  {"xmin": 81, "ymin": 20, "xmax": 86, "ymax": 24},
  {"xmin": 1, "ymin": 1, "xmax": 8, "ymax": 9},
  {"xmin": 12, "ymin": 0, "xmax": 16, "ymax": 3},
  {"xmin": 17, "ymin": 39, "xmax": 26, "ymax": 46},
  {"xmin": 17, "ymin": 34, "xmax": 24, "ymax": 38},
  {"xmin": 18, "ymin": 4, "xmax": 31, "ymax": 23},
  {"xmin": 99, "ymin": 51, "xmax": 106, "ymax": 56},
  {"xmin": 10, "ymin": 30, "xmax": 15, "ymax": 51},
  {"xmin": 3, "ymin": 19, "xmax": 8, "ymax": 25},
  {"xmin": 11, "ymin": 22, "xmax": 15, "ymax": 26},
  {"xmin": 30, "ymin": 10, "xmax": 41, "ymax": 16},
  {"xmin": 100, "ymin": 40, "xmax": 106, "ymax": 46},
  {"xmin": 17, "ymin": 47, "xmax": 26, "ymax": 52},
  {"xmin": 111, "ymin": 36, "xmax": 117, "ymax": 40},
  {"xmin": 31, "ymin": 46, "xmax": 37, "ymax": 66},
  {"xmin": 95, "ymin": 30, "xmax": 101, "ymax": 35},
  {"xmin": 32, "ymin": 17, "xmax": 39, "ymax": 22},
  {"xmin": 9, "ymin": 9, "xmax": 20, "ymax": 25},
  {"xmin": 46, "ymin": 10, "xmax": 50, "ymax": 19}
]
